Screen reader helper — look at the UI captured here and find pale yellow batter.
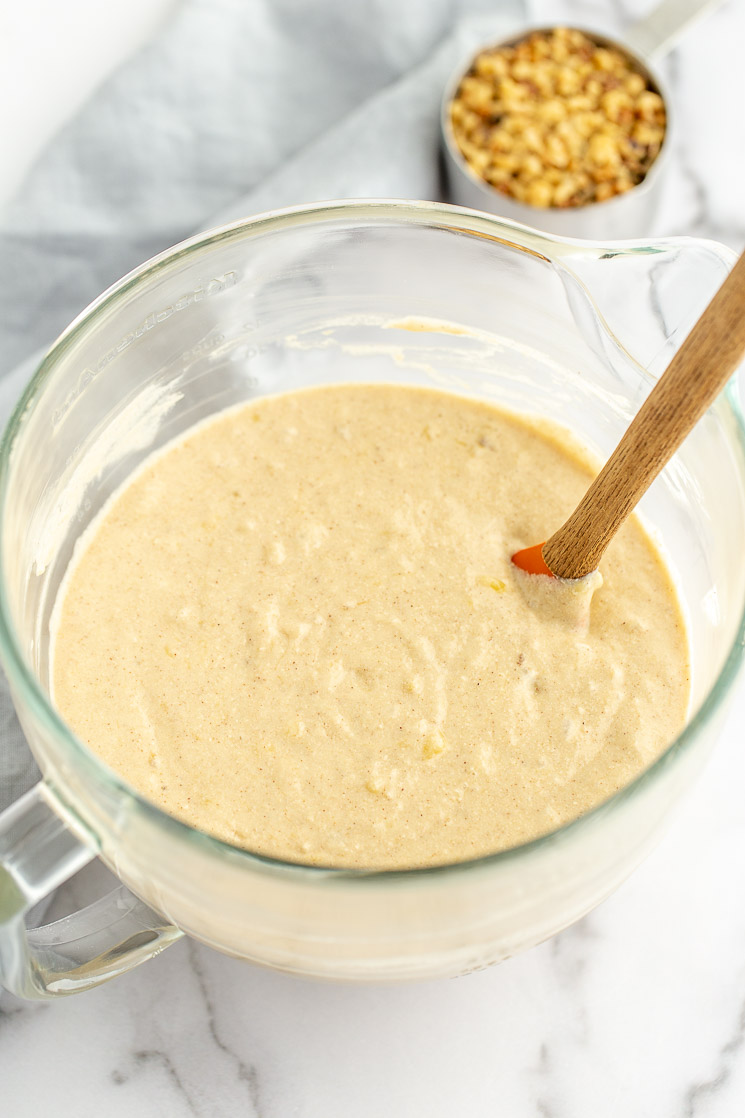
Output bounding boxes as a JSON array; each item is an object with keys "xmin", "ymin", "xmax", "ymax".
[{"xmin": 51, "ymin": 385, "xmax": 689, "ymax": 868}]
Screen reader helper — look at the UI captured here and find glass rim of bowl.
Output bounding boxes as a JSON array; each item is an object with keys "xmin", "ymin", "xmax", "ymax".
[{"xmin": 1, "ymin": 198, "xmax": 743, "ymax": 883}]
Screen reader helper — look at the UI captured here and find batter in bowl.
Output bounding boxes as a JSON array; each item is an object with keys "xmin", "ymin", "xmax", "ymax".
[{"xmin": 51, "ymin": 385, "xmax": 689, "ymax": 868}]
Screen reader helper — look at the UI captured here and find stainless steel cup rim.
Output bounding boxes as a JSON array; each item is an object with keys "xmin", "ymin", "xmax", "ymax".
[{"xmin": 0, "ymin": 199, "xmax": 743, "ymax": 885}]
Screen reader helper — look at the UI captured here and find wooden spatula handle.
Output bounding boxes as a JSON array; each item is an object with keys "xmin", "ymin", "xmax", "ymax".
[{"xmin": 543, "ymin": 251, "xmax": 745, "ymax": 580}]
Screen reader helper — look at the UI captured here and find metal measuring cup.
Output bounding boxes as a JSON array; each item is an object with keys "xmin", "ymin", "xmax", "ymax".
[{"xmin": 440, "ymin": 0, "xmax": 724, "ymax": 238}]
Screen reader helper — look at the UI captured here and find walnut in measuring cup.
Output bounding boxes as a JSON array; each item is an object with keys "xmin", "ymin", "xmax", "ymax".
[{"xmin": 449, "ymin": 27, "xmax": 666, "ymax": 208}]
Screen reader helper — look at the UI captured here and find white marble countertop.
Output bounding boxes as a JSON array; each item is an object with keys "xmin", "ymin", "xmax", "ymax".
[{"xmin": 2, "ymin": 2, "xmax": 745, "ymax": 1116}]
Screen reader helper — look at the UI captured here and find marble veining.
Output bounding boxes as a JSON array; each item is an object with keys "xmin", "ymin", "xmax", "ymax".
[
  {"xmin": 184, "ymin": 941, "xmax": 264, "ymax": 1116},
  {"xmin": 682, "ymin": 998, "xmax": 745, "ymax": 1118},
  {"xmin": 2, "ymin": 0, "xmax": 745, "ymax": 1115}
]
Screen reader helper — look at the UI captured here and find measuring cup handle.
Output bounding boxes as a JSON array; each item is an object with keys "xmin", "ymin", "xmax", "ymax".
[
  {"xmin": 0, "ymin": 783, "xmax": 181, "ymax": 999},
  {"xmin": 625, "ymin": 0, "xmax": 725, "ymax": 60}
]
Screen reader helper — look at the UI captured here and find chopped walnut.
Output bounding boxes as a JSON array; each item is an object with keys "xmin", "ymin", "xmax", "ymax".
[{"xmin": 449, "ymin": 27, "xmax": 666, "ymax": 209}]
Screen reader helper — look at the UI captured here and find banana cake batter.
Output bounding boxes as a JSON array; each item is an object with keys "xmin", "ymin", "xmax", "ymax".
[{"xmin": 51, "ymin": 385, "xmax": 690, "ymax": 868}]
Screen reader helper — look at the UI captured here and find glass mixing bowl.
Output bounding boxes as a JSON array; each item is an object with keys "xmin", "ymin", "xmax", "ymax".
[{"xmin": 0, "ymin": 201, "xmax": 743, "ymax": 999}]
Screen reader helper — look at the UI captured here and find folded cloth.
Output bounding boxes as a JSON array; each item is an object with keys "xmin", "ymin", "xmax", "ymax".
[{"xmin": 0, "ymin": 0, "xmax": 525, "ymax": 818}]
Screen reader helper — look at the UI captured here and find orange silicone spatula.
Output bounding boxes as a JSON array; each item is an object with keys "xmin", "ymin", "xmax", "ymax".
[{"xmin": 513, "ymin": 250, "xmax": 745, "ymax": 581}]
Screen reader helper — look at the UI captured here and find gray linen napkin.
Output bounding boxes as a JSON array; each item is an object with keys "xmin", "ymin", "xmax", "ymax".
[{"xmin": 0, "ymin": 0, "xmax": 525, "ymax": 817}]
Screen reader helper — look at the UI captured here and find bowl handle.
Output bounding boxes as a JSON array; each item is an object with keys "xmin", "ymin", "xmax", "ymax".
[{"xmin": 0, "ymin": 783, "xmax": 181, "ymax": 999}]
